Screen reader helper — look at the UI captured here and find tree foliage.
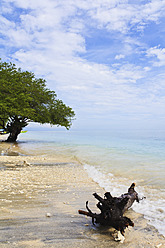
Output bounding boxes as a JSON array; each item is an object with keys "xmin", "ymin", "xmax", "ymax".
[{"xmin": 0, "ymin": 59, "xmax": 75, "ymax": 142}]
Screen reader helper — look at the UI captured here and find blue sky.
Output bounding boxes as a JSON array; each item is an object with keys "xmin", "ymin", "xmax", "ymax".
[{"xmin": 1, "ymin": 0, "xmax": 165, "ymax": 130}]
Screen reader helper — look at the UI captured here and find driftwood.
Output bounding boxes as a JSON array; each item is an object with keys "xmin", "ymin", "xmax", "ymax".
[{"xmin": 78, "ymin": 183, "xmax": 141, "ymax": 241}]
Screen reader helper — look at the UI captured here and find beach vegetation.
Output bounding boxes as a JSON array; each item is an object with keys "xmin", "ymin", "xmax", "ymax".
[{"xmin": 0, "ymin": 59, "xmax": 75, "ymax": 142}]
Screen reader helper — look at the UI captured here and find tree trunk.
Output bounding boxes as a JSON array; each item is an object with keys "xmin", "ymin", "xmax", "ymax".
[
  {"xmin": 6, "ymin": 126, "xmax": 22, "ymax": 142},
  {"xmin": 5, "ymin": 116, "xmax": 28, "ymax": 142}
]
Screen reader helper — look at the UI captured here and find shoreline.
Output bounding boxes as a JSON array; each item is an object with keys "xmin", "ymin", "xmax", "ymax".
[
  {"xmin": 0, "ymin": 143, "xmax": 164, "ymax": 247},
  {"xmin": 0, "ymin": 157, "xmax": 164, "ymax": 248}
]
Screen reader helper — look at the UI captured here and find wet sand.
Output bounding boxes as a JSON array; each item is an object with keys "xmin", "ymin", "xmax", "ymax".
[{"xmin": 0, "ymin": 143, "xmax": 165, "ymax": 247}]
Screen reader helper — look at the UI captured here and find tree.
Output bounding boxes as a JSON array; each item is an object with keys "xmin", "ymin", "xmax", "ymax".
[{"xmin": 0, "ymin": 59, "xmax": 75, "ymax": 142}]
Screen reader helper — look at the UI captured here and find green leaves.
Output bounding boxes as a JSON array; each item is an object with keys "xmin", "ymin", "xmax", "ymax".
[
  {"xmin": 49, "ymin": 99, "xmax": 75, "ymax": 129},
  {"xmin": 0, "ymin": 59, "xmax": 75, "ymax": 140}
]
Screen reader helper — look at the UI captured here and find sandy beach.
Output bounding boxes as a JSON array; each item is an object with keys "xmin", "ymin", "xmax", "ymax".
[{"xmin": 0, "ymin": 142, "xmax": 165, "ymax": 248}]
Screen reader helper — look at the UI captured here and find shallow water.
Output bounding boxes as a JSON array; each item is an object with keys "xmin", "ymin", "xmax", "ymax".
[{"xmin": 1, "ymin": 129, "xmax": 165, "ymax": 236}]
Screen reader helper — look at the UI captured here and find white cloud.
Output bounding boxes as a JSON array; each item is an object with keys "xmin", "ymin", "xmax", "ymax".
[
  {"xmin": 1, "ymin": 0, "xmax": 165, "ymax": 128},
  {"xmin": 115, "ymin": 54, "xmax": 125, "ymax": 60},
  {"xmin": 146, "ymin": 46, "xmax": 165, "ymax": 66},
  {"xmin": 3, "ymin": 0, "xmax": 165, "ymax": 34},
  {"xmin": 87, "ymin": 0, "xmax": 165, "ymax": 33},
  {"xmin": 0, "ymin": 15, "xmax": 15, "ymax": 30}
]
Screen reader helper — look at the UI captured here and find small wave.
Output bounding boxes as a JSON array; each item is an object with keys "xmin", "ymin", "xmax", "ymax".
[{"xmin": 84, "ymin": 163, "xmax": 165, "ymax": 237}]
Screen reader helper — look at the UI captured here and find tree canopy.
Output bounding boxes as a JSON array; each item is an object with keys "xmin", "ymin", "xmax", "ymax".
[{"xmin": 0, "ymin": 59, "xmax": 75, "ymax": 142}]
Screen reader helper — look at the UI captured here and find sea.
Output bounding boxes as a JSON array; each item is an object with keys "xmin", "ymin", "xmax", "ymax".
[{"xmin": 1, "ymin": 128, "xmax": 165, "ymax": 236}]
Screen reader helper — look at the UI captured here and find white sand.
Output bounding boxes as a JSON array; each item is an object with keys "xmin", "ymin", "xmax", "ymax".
[{"xmin": 0, "ymin": 148, "xmax": 164, "ymax": 247}]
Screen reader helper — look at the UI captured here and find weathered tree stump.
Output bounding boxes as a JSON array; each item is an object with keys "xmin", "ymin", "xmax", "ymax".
[{"xmin": 79, "ymin": 183, "xmax": 141, "ymax": 241}]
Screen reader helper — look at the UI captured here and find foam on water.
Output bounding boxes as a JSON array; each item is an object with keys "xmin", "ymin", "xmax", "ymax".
[{"xmin": 84, "ymin": 163, "xmax": 165, "ymax": 237}]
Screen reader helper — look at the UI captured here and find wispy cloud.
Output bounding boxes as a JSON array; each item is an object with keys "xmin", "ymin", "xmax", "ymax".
[
  {"xmin": 115, "ymin": 54, "xmax": 125, "ymax": 60},
  {"xmin": 146, "ymin": 45, "xmax": 165, "ymax": 66},
  {"xmin": 0, "ymin": 0, "xmax": 165, "ymax": 129}
]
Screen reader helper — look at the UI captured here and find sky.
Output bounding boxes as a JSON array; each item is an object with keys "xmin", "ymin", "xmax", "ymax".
[{"xmin": 0, "ymin": 0, "xmax": 165, "ymax": 131}]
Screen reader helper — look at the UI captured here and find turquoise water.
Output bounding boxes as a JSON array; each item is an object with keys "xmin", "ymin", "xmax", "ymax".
[
  {"xmin": 1, "ymin": 129, "xmax": 165, "ymax": 235},
  {"xmin": 17, "ymin": 129, "xmax": 165, "ymax": 186}
]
